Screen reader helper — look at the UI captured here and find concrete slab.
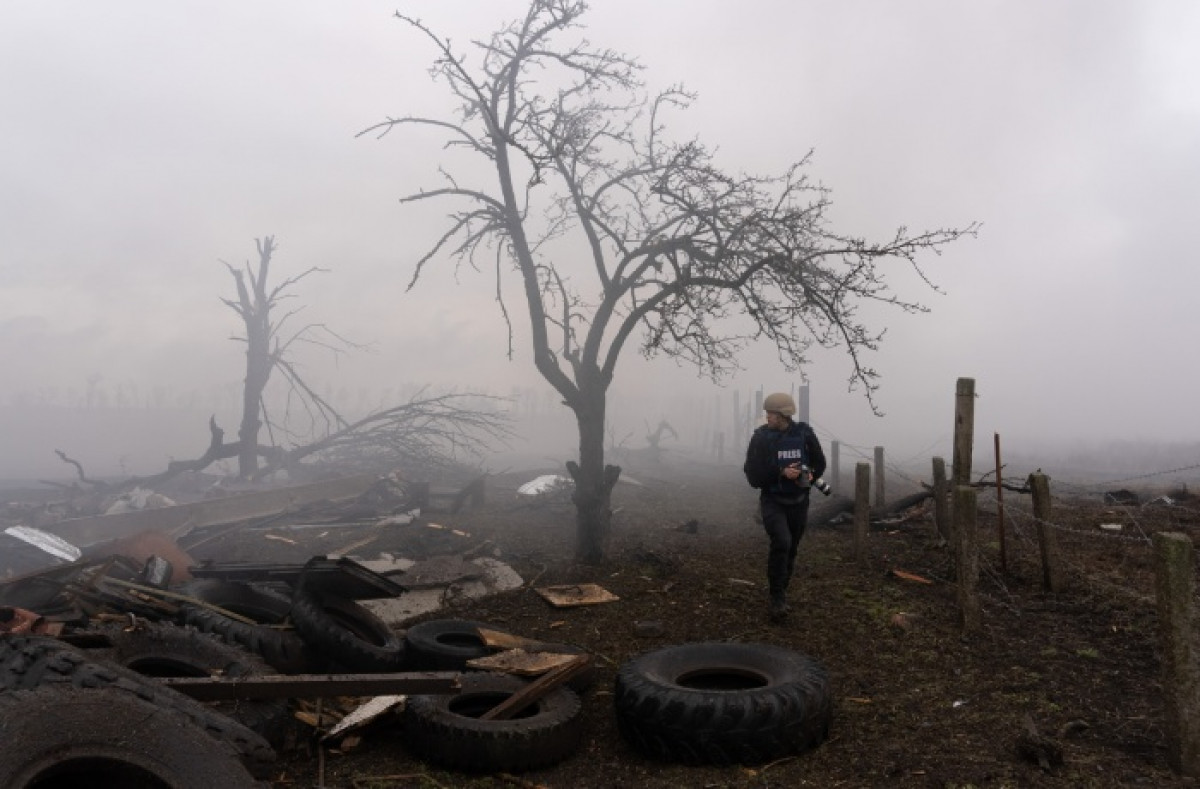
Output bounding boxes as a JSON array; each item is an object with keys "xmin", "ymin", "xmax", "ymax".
[{"xmin": 362, "ymin": 556, "xmax": 523, "ymax": 627}]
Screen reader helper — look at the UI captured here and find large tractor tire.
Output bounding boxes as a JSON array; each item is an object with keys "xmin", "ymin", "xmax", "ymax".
[
  {"xmin": 0, "ymin": 685, "xmax": 262, "ymax": 789},
  {"xmin": 92, "ymin": 622, "xmax": 291, "ymax": 746},
  {"xmin": 0, "ymin": 634, "xmax": 276, "ymax": 778},
  {"xmin": 614, "ymin": 641, "xmax": 832, "ymax": 765}
]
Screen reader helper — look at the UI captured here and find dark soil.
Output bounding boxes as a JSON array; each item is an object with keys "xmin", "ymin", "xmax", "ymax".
[{"xmin": 24, "ymin": 456, "xmax": 1200, "ymax": 788}]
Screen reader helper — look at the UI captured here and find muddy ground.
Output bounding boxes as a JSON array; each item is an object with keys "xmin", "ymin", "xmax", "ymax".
[{"xmin": 161, "ymin": 451, "xmax": 1199, "ymax": 789}]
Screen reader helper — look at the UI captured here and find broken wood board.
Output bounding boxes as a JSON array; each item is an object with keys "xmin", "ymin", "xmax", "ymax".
[
  {"xmin": 891, "ymin": 568, "xmax": 934, "ymax": 585},
  {"xmin": 466, "ymin": 649, "xmax": 579, "ymax": 676},
  {"xmin": 322, "ymin": 695, "xmax": 406, "ymax": 741},
  {"xmin": 477, "ymin": 627, "xmax": 547, "ymax": 651},
  {"xmin": 535, "ymin": 583, "xmax": 619, "ymax": 607},
  {"xmin": 46, "ymin": 473, "xmax": 381, "ymax": 546},
  {"xmin": 479, "ymin": 654, "xmax": 591, "ymax": 721}
]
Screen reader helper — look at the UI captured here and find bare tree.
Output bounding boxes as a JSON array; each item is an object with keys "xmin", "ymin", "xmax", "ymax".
[
  {"xmin": 53, "ymin": 238, "xmax": 512, "ymax": 491},
  {"xmin": 221, "ymin": 235, "xmax": 350, "ymax": 477},
  {"xmin": 366, "ymin": 0, "xmax": 977, "ymax": 563}
]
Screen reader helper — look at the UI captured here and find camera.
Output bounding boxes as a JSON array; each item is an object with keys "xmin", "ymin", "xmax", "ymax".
[{"xmin": 800, "ymin": 465, "xmax": 833, "ymax": 496}]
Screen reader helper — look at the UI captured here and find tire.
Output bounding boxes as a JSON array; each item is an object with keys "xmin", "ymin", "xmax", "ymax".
[
  {"xmin": 290, "ymin": 586, "xmax": 406, "ymax": 672},
  {"xmin": 0, "ymin": 634, "xmax": 276, "ymax": 778},
  {"xmin": 92, "ymin": 622, "xmax": 291, "ymax": 747},
  {"xmin": 614, "ymin": 641, "xmax": 832, "ymax": 765},
  {"xmin": 403, "ymin": 672, "xmax": 584, "ymax": 773},
  {"xmin": 404, "ymin": 618, "xmax": 494, "ymax": 669},
  {"xmin": 0, "ymin": 685, "xmax": 261, "ymax": 788},
  {"xmin": 176, "ymin": 579, "xmax": 322, "ymax": 674},
  {"xmin": 404, "ymin": 619, "xmax": 595, "ymax": 693}
]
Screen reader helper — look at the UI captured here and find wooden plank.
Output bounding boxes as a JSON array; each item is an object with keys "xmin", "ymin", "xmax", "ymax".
[
  {"xmin": 46, "ymin": 473, "xmax": 381, "ymax": 546},
  {"xmin": 479, "ymin": 655, "xmax": 590, "ymax": 721},
  {"xmin": 534, "ymin": 583, "xmax": 619, "ymax": 607},
  {"xmin": 477, "ymin": 627, "xmax": 552, "ymax": 651},
  {"xmin": 466, "ymin": 649, "xmax": 578, "ymax": 676},
  {"xmin": 162, "ymin": 671, "xmax": 460, "ymax": 701}
]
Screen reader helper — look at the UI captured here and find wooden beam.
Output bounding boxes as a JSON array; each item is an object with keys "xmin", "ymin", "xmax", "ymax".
[{"xmin": 162, "ymin": 671, "xmax": 461, "ymax": 701}]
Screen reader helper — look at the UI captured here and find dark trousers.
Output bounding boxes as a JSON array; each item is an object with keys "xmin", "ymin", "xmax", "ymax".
[{"xmin": 761, "ymin": 493, "xmax": 810, "ymax": 602}]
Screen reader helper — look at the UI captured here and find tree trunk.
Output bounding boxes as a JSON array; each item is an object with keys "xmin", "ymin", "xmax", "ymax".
[
  {"xmin": 566, "ymin": 384, "xmax": 621, "ymax": 565},
  {"xmin": 237, "ymin": 319, "xmax": 270, "ymax": 478}
]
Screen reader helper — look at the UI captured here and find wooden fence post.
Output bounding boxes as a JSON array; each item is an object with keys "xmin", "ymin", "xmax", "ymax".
[
  {"xmin": 1028, "ymin": 473, "xmax": 1061, "ymax": 593},
  {"xmin": 732, "ymin": 390, "xmax": 741, "ymax": 446},
  {"xmin": 873, "ymin": 446, "xmax": 886, "ymax": 507},
  {"xmin": 952, "ymin": 377, "xmax": 976, "ymax": 543},
  {"xmin": 830, "ymin": 441, "xmax": 841, "ymax": 493},
  {"xmin": 955, "ymin": 485, "xmax": 981, "ymax": 633},
  {"xmin": 1155, "ymin": 532, "xmax": 1200, "ymax": 776},
  {"xmin": 932, "ymin": 457, "xmax": 949, "ymax": 540},
  {"xmin": 854, "ymin": 462, "xmax": 871, "ymax": 563}
]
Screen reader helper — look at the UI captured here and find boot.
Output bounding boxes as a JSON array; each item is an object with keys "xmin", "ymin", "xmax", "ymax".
[{"xmin": 768, "ymin": 597, "xmax": 790, "ymax": 624}]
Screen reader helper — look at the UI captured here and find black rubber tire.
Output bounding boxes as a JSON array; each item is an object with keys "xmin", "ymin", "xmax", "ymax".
[
  {"xmin": 403, "ymin": 672, "xmax": 584, "ymax": 773},
  {"xmin": 614, "ymin": 641, "xmax": 832, "ymax": 765},
  {"xmin": 0, "ymin": 685, "xmax": 261, "ymax": 788},
  {"xmin": 403, "ymin": 618, "xmax": 494, "ymax": 669},
  {"xmin": 290, "ymin": 586, "xmax": 406, "ymax": 672},
  {"xmin": 403, "ymin": 619, "xmax": 595, "ymax": 692},
  {"xmin": 92, "ymin": 622, "xmax": 291, "ymax": 747},
  {"xmin": 176, "ymin": 579, "xmax": 322, "ymax": 674},
  {"xmin": 0, "ymin": 634, "xmax": 276, "ymax": 778}
]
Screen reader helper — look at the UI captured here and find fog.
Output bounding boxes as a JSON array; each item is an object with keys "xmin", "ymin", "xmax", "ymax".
[{"xmin": 2, "ymin": 1, "xmax": 1198, "ymax": 485}]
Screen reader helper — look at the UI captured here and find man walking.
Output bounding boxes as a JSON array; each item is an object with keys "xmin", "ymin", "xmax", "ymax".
[{"xmin": 743, "ymin": 392, "xmax": 826, "ymax": 623}]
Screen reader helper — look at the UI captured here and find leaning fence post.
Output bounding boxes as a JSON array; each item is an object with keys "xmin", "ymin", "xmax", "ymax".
[
  {"xmin": 1028, "ymin": 473, "xmax": 1061, "ymax": 593},
  {"xmin": 1155, "ymin": 532, "xmax": 1200, "ymax": 776},
  {"xmin": 830, "ymin": 441, "xmax": 840, "ymax": 492},
  {"xmin": 873, "ymin": 445, "xmax": 886, "ymax": 507},
  {"xmin": 854, "ymin": 462, "xmax": 871, "ymax": 562},
  {"xmin": 932, "ymin": 457, "xmax": 950, "ymax": 541},
  {"xmin": 954, "ymin": 485, "xmax": 981, "ymax": 633}
]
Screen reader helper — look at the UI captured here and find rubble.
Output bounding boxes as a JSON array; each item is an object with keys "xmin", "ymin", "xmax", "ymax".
[{"xmin": 0, "ymin": 468, "xmax": 588, "ymax": 781}]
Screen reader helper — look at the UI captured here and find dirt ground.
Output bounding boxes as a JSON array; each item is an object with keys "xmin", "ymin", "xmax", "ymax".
[{"xmin": 165, "ymin": 452, "xmax": 1200, "ymax": 789}]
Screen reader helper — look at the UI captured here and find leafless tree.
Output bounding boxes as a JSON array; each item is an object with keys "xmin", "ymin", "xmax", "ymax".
[
  {"xmin": 365, "ymin": 0, "xmax": 977, "ymax": 563},
  {"xmin": 53, "ymin": 238, "xmax": 512, "ymax": 490},
  {"xmin": 221, "ymin": 235, "xmax": 344, "ymax": 478}
]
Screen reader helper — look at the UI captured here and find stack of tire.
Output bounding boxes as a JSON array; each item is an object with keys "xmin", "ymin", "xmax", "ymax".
[
  {"xmin": 0, "ymin": 633, "xmax": 273, "ymax": 788},
  {"xmin": 175, "ymin": 577, "xmax": 405, "ymax": 674},
  {"xmin": 175, "ymin": 583, "xmax": 589, "ymax": 773},
  {"xmin": 400, "ymin": 618, "xmax": 589, "ymax": 773}
]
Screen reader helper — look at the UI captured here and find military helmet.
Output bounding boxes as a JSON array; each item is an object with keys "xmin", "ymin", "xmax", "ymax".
[{"xmin": 762, "ymin": 392, "xmax": 796, "ymax": 417}]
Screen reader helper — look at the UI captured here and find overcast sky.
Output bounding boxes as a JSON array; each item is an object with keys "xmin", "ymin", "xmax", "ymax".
[{"xmin": 2, "ymin": 1, "xmax": 1198, "ymax": 478}]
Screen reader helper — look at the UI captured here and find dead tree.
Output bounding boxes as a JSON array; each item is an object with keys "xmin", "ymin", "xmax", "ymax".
[
  {"xmin": 221, "ymin": 236, "xmax": 347, "ymax": 478},
  {"xmin": 53, "ymin": 237, "xmax": 513, "ymax": 490},
  {"xmin": 367, "ymin": 0, "xmax": 977, "ymax": 563}
]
